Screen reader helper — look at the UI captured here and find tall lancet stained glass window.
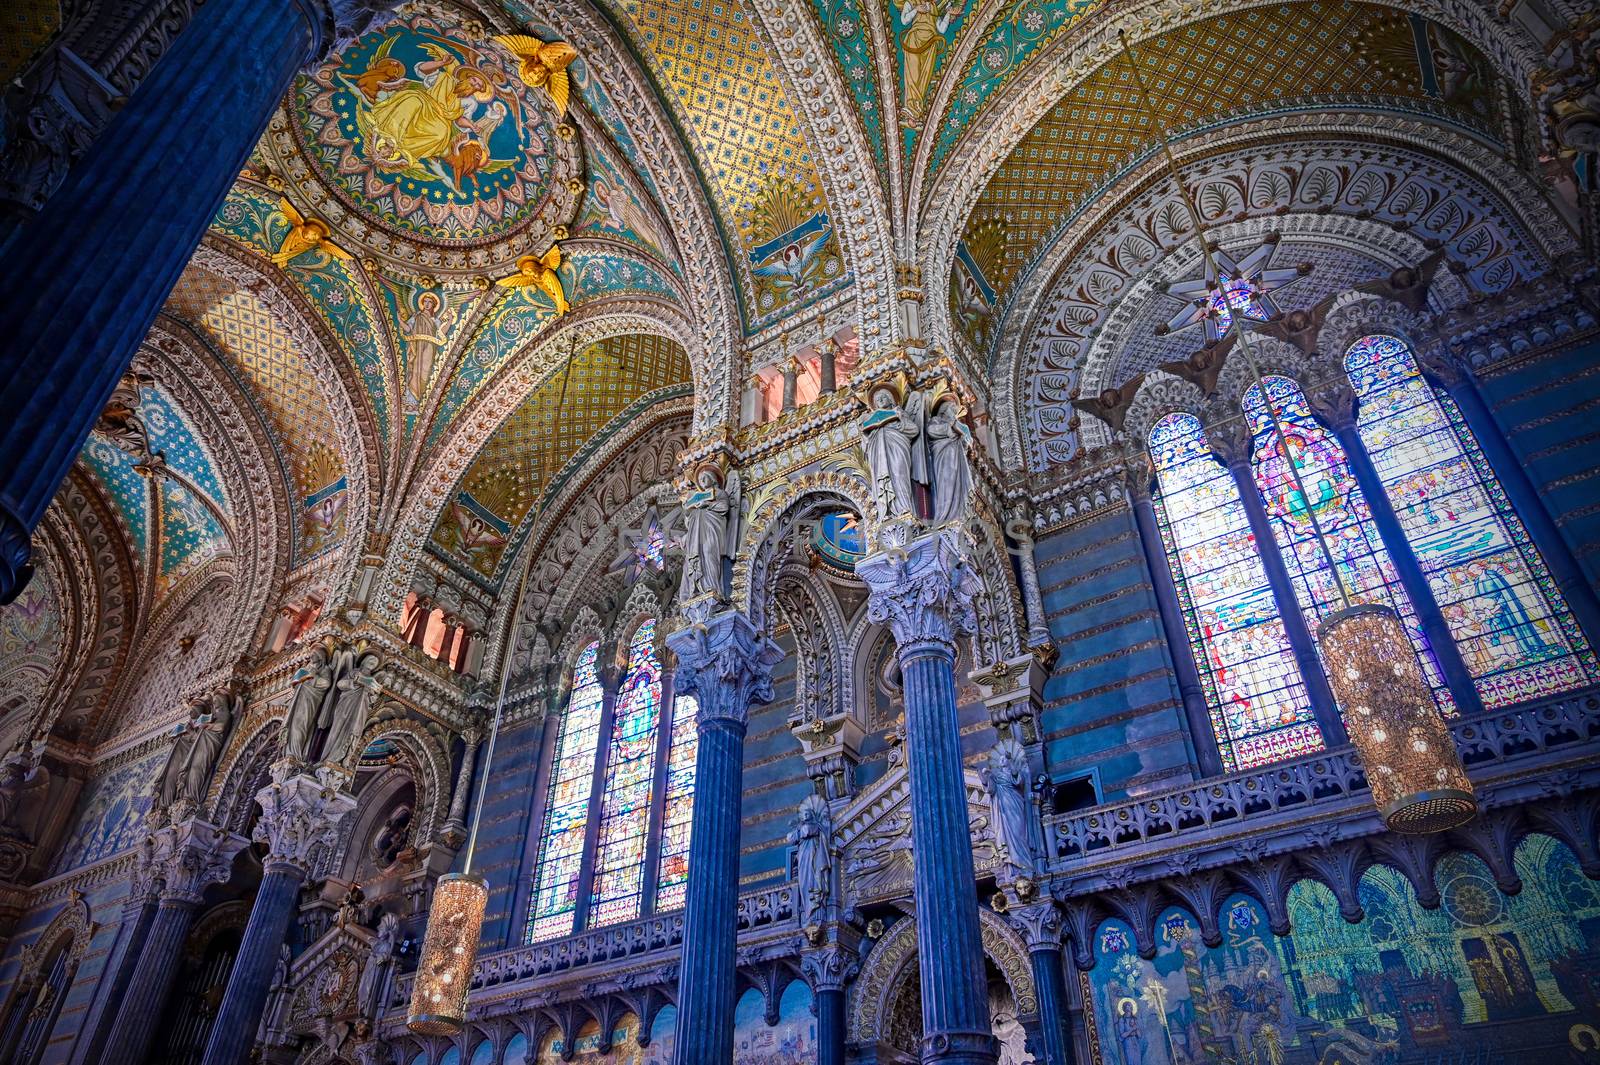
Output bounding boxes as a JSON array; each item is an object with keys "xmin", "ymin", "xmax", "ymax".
[
  {"xmin": 528, "ymin": 640, "xmax": 605, "ymax": 942},
  {"xmin": 589, "ymin": 620, "xmax": 665, "ymax": 927},
  {"xmin": 1149, "ymin": 412, "xmax": 1322, "ymax": 771},
  {"xmin": 655, "ymin": 692, "xmax": 698, "ymax": 910},
  {"xmin": 1345, "ymin": 335, "xmax": 1599, "ymax": 704},
  {"xmin": 1244, "ymin": 375, "xmax": 1455, "ymax": 712}
]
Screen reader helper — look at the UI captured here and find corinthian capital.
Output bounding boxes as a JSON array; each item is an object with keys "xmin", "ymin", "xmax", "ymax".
[
  {"xmin": 146, "ymin": 818, "xmax": 250, "ymax": 905},
  {"xmin": 799, "ymin": 941, "xmax": 859, "ymax": 994},
  {"xmin": 666, "ymin": 610, "xmax": 782, "ymax": 729},
  {"xmin": 252, "ymin": 764, "xmax": 358, "ymax": 874},
  {"xmin": 858, "ymin": 530, "xmax": 979, "ymax": 652}
]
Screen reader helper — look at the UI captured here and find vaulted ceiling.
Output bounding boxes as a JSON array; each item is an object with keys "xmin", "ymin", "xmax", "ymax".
[{"xmin": 34, "ymin": 0, "xmax": 1575, "ymax": 674}]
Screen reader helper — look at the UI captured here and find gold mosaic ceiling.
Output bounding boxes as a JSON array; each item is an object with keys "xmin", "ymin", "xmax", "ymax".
[
  {"xmin": 431, "ymin": 333, "xmax": 691, "ymax": 578},
  {"xmin": 958, "ymin": 2, "xmax": 1497, "ymax": 317}
]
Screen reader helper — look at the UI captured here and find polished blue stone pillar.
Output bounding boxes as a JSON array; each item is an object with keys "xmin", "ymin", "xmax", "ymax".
[
  {"xmin": 1208, "ymin": 421, "xmax": 1348, "ymax": 747},
  {"xmin": 802, "ymin": 942, "xmax": 857, "ymax": 1065},
  {"xmin": 105, "ymin": 819, "xmax": 248, "ymax": 1065},
  {"xmin": 1124, "ymin": 459, "xmax": 1224, "ymax": 776},
  {"xmin": 1010, "ymin": 901, "xmax": 1075, "ymax": 1065},
  {"xmin": 1433, "ymin": 359, "xmax": 1600, "ymax": 644},
  {"xmin": 0, "ymin": 0, "xmax": 390, "ymax": 603},
  {"xmin": 1312, "ymin": 382, "xmax": 1485, "ymax": 716},
  {"xmin": 665, "ymin": 610, "xmax": 781, "ymax": 1065},
  {"xmin": 201, "ymin": 768, "xmax": 356, "ymax": 1065},
  {"xmin": 73, "ymin": 891, "xmax": 157, "ymax": 1065},
  {"xmin": 860, "ymin": 531, "xmax": 997, "ymax": 1065}
]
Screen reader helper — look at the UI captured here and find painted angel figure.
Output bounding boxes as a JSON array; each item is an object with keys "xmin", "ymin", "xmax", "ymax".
[
  {"xmin": 679, "ymin": 466, "xmax": 740, "ymax": 602},
  {"xmin": 788, "ymin": 792, "xmax": 834, "ymax": 928},
  {"xmin": 860, "ymin": 388, "xmax": 925, "ymax": 519},
  {"xmin": 984, "ymin": 737, "xmax": 1036, "ymax": 880}
]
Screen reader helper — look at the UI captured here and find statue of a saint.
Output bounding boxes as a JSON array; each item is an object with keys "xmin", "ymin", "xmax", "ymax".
[
  {"xmin": 860, "ymin": 388, "xmax": 924, "ymax": 519},
  {"xmin": 984, "ymin": 738, "xmax": 1036, "ymax": 880},
  {"xmin": 179, "ymin": 689, "xmax": 237, "ymax": 804},
  {"xmin": 926, "ymin": 400, "xmax": 973, "ymax": 525},
  {"xmin": 0, "ymin": 740, "xmax": 47, "ymax": 838},
  {"xmin": 358, "ymin": 911, "xmax": 401, "ymax": 1017},
  {"xmin": 155, "ymin": 700, "xmax": 204, "ymax": 809},
  {"xmin": 323, "ymin": 652, "xmax": 381, "ymax": 767},
  {"xmin": 788, "ymin": 792, "xmax": 834, "ymax": 928},
  {"xmin": 680, "ymin": 466, "xmax": 740, "ymax": 601},
  {"xmin": 283, "ymin": 646, "xmax": 335, "ymax": 764}
]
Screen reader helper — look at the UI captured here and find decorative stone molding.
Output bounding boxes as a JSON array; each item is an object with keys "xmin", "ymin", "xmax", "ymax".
[
  {"xmin": 800, "ymin": 940, "xmax": 860, "ymax": 995},
  {"xmin": 139, "ymin": 817, "xmax": 250, "ymax": 905},
  {"xmin": 969, "ymin": 654, "xmax": 1048, "ymax": 746}
]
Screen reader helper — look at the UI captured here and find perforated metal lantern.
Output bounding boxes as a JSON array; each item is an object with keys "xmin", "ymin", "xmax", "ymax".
[
  {"xmin": 1318, "ymin": 604, "xmax": 1476, "ymax": 833},
  {"xmin": 407, "ymin": 873, "xmax": 487, "ymax": 1035}
]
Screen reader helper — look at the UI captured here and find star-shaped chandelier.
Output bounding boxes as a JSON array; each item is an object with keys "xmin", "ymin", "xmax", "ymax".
[{"xmin": 1163, "ymin": 242, "xmax": 1308, "ymax": 342}]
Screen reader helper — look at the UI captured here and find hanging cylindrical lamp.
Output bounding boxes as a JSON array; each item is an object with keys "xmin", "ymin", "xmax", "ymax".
[
  {"xmin": 1116, "ymin": 30, "xmax": 1475, "ymax": 832},
  {"xmin": 1318, "ymin": 604, "xmax": 1476, "ymax": 832},
  {"xmin": 406, "ymin": 872, "xmax": 489, "ymax": 1033},
  {"xmin": 407, "ymin": 340, "xmax": 584, "ymax": 1036}
]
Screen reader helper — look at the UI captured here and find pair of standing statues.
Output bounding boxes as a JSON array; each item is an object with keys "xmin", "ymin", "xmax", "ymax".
[
  {"xmin": 860, "ymin": 387, "xmax": 973, "ymax": 526},
  {"xmin": 282, "ymin": 641, "xmax": 382, "ymax": 769}
]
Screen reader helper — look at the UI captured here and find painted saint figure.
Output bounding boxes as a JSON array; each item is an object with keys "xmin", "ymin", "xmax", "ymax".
[
  {"xmin": 402, "ymin": 291, "xmax": 455, "ymax": 408},
  {"xmin": 897, "ymin": 0, "xmax": 958, "ymax": 128}
]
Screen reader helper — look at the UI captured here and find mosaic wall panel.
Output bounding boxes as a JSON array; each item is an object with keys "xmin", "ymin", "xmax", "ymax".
[
  {"xmin": 1084, "ymin": 834, "xmax": 1600, "ymax": 1064},
  {"xmin": 538, "ymin": 1015, "xmax": 645, "ymax": 1065},
  {"xmin": 49, "ymin": 750, "xmax": 166, "ymax": 874}
]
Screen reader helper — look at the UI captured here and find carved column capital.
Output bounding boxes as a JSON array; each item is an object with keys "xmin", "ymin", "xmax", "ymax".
[
  {"xmin": 666, "ymin": 610, "xmax": 782, "ymax": 728},
  {"xmin": 1008, "ymin": 899, "xmax": 1064, "ymax": 952},
  {"xmin": 858, "ymin": 530, "xmax": 979, "ymax": 653},
  {"xmin": 1202, "ymin": 413, "xmax": 1253, "ymax": 469},
  {"xmin": 799, "ymin": 941, "xmax": 860, "ymax": 994},
  {"xmin": 146, "ymin": 818, "xmax": 250, "ymax": 905},
  {"xmin": 1305, "ymin": 379, "xmax": 1359, "ymax": 432},
  {"xmin": 252, "ymin": 764, "xmax": 358, "ymax": 875}
]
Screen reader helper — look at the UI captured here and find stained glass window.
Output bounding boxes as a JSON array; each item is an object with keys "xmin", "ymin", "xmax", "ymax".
[
  {"xmin": 1244, "ymin": 375, "xmax": 1455, "ymax": 713},
  {"xmin": 1149, "ymin": 412, "xmax": 1323, "ymax": 771},
  {"xmin": 527, "ymin": 640, "xmax": 605, "ymax": 942},
  {"xmin": 655, "ymin": 693, "xmax": 698, "ymax": 910},
  {"xmin": 1209, "ymin": 275, "xmax": 1267, "ymax": 335},
  {"xmin": 1345, "ymin": 335, "xmax": 1599, "ymax": 705},
  {"xmin": 589, "ymin": 620, "xmax": 664, "ymax": 927},
  {"xmin": 642, "ymin": 519, "xmax": 667, "ymax": 567}
]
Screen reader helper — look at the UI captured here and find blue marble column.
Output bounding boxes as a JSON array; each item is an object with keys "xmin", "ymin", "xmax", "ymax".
[
  {"xmin": 665, "ymin": 610, "xmax": 781, "ymax": 1065},
  {"xmin": 73, "ymin": 890, "xmax": 157, "ymax": 1065},
  {"xmin": 802, "ymin": 942, "xmax": 858, "ymax": 1065},
  {"xmin": 106, "ymin": 819, "xmax": 248, "ymax": 1065},
  {"xmin": 201, "ymin": 767, "xmax": 357, "ymax": 1065},
  {"xmin": 0, "ymin": 0, "xmax": 393, "ymax": 603},
  {"xmin": 1207, "ymin": 421, "xmax": 1348, "ymax": 747},
  {"xmin": 1123, "ymin": 458, "xmax": 1225, "ymax": 776},
  {"xmin": 1431, "ymin": 357, "xmax": 1600, "ymax": 644},
  {"xmin": 1311, "ymin": 382, "xmax": 1485, "ymax": 716},
  {"xmin": 859, "ymin": 531, "xmax": 997, "ymax": 1065},
  {"xmin": 1010, "ymin": 900, "xmax": 1075, "ymax": 1065}
]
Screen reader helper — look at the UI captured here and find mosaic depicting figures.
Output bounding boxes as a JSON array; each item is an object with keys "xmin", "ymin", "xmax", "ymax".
[
  {"xmin": 537, "ymin": 1016, "xmax": 644, "ymax": 1065},
  {"xmin": 1086, "ymin": 835, "xmax": 1600, "ymax": 1064},
  {"xmin": 735, "ymin": 982, "xmax": 816, "ymax": 1064},
  {"xmin": 293, "ymin": 10, "xmax": 563, "ymax": 238},
  {"xmin": 49, "ymin": 750, "xmax": 166, "ymax": 873}
]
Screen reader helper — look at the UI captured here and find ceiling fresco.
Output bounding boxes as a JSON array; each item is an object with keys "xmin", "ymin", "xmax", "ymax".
[
  {"xmin": 0, "ymin": 556, "xmax": 62, "ymax": 720},
  {"xmin": 431, "ymin": 333, "xmax": 691, "ymax": 581},
  {"xmin": 598, "ymin": 0, "xmax": 849, "ymax": 330},
  {"xmin": 1, "ymin": 0, "xmax": 58, "ymax": 83},
  {"xmin": 950, "ymin": 2, "xmax": 1499, "ymax": 353},
  {"xmin": 167, "ymin": 267, "xmax": 349, "ymax": 563}
]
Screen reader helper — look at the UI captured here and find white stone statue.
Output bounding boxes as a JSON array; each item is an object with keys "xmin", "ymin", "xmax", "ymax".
[
  {"xmin": 989, "ymin": 982, "xmax": 1032, "ymax": 1065},
  {"xmin": 283, "ymin": 646, "xmax": 335, "ymax": 764},
  {"xmin": 926, "ymin": 400, "xmax": 973, "ymax": 525},
  {"xmin": 357, "ymin": 911, "xmax": 400, "ymax": 1017},
  {"xmin": 178, "ymin": 690, "xmax": 236, "ymax": 804},
  {"xmin": 860, "ymin": 387, "xmax": 925, "ymax": 519},
  {"xmin": 984, "ymin": 737, "xmax": 1036, "ymax": 879},
  {"xmin": 155, "ymin": 699, "xmax": 204, "ymax": 809},
  {"xmin": 680, "ymin": 466, "xmax": 740, "ymax": 601},
  {"xmin": 322, "ymin": 652, "xmax": 381, "ymax": 767},
  {"xmin": 788, "ymin": 792, "xmax": 834, "ymax": 928}
]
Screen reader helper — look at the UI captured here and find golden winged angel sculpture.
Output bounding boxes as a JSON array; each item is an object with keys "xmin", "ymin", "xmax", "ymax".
[
  {"xmin": 495, "ymin": 246, "xmax": 569, "ymax": 313},
  {"xmin": 273, "ymin": 200, "xmax": 353, "ymax": 267},
  {"xmin": 491, "ymin": 35, "xmax": 579, "ymax": 116}
]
